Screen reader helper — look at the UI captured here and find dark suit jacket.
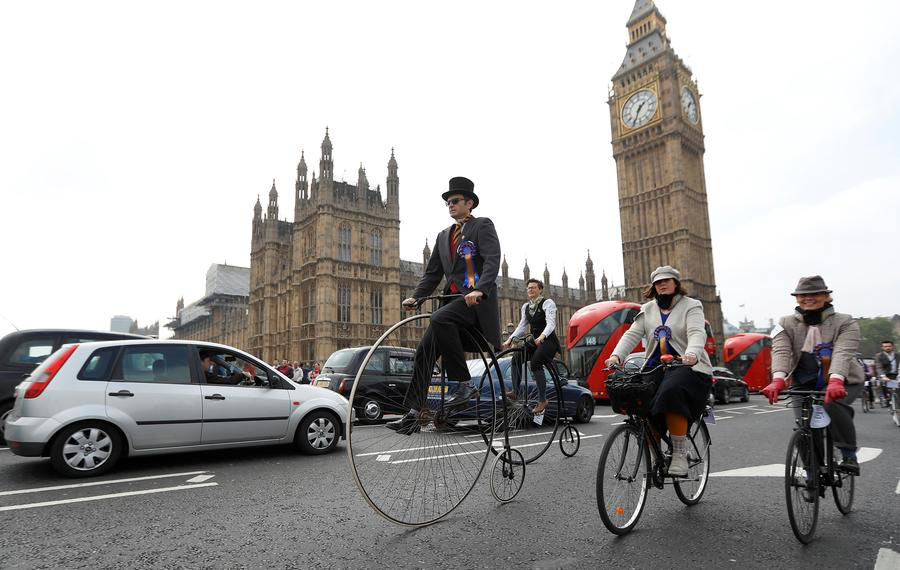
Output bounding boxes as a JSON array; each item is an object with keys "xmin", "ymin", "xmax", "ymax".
[{"xmin": 412, "ymin": 216, "xmax": 502, "ymax": 348}]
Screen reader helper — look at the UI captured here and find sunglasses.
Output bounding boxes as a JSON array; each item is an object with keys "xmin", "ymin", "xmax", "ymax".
[{"xmin": 446, "ymin": 197, "xmax": 466, "ymax": 206}]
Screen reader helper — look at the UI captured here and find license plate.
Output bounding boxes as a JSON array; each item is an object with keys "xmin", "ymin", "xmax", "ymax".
[
  {"xmin": 428, "ymin": 385, "xmax": 448, "ymax": 394},
  {"xmin": 317, "ymin": 380, "xmax": 331, "ymax": 388}
]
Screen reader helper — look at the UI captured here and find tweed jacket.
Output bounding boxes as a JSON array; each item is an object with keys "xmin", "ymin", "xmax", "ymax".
[
  {"xmin": 412, "ymin": 216, "xmax": 502, "ymax": 348},
  {"xmin": 611, "ymin": 295, "xmax": 713, "ymax": 376},
  {"xmin": 771, "ymin": 306, "xmax": 864, "ymax": 385}
]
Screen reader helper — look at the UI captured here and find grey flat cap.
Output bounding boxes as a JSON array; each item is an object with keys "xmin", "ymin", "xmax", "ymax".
[
  {"xmin": 650, "ymin": 265, "xmax": 681, "ymax": 284},
  {"xmin": 791, "ymin": 275, "xmax": 832, "ymax": 296}
]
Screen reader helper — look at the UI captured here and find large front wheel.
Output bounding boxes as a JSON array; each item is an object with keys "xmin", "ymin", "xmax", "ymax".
[
  {"xmin": 596, "ymin": 423, "xmax": 650, "ymax": 535},
  {"xmin": 346, "ymin": 313, "xmax": 497, "ymax": 527}
]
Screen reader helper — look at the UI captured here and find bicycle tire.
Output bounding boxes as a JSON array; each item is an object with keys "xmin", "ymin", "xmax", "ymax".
[
  {"xmin": 832, "ymin": 452, "xmax": 855, "ymax": 516},
  {"xmin": 596, "ymin": 423, "xmax": 650, "ymax": 535},
  {"xmin": 490, "ymin": 448, "xmax": 525, "ymax": 503},
  {"xmin": 347, "ymin": 313, "xmax": 496, "ymax": 527},
  {"xmin": 785, "ymin": 429, "xmax": 819, "ymax": 544},
  {"xmin": 559, "ymin": 424, "xmax": 580, "ymax": 457},
  {"xmin": 673, "ymin": 420, "xmax": 711, "ymax": 505},
  {"xmin": 490, "ymin": 349, "xmax": 564, "ymax": 465}
]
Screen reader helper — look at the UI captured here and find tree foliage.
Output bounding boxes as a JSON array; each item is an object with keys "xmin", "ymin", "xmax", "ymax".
[{"xmin": 858, "ymin": 317, "xmax": 898, "ymax": 357}]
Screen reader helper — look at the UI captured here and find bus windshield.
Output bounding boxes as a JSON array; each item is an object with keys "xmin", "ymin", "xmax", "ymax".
[
  {"xmin": 725, "ymin": 338, "xmax": 769, "ymax": 378},
  {"xmin": 568, "ymin": 308, "xmax": 635, "ymax": 379}
]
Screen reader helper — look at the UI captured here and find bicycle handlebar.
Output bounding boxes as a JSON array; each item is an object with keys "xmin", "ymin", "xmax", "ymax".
[{"xmin": 404, "ymin": 294, "xmax": 465, "ymax": 309}]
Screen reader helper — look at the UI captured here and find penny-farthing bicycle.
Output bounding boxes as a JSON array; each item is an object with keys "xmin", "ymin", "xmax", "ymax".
[{"xmin": 346, "ymin": 295, "xmax": 526, "ymax": 527}]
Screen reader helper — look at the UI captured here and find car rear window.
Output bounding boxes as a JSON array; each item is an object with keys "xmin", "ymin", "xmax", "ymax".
[
  {"xmin": 9, "ymin": 337, "xmax": 56, "ymax": 365},
  {"xmin": 78, "ymin": 347, "xmax": 119, "ymax": 381}
]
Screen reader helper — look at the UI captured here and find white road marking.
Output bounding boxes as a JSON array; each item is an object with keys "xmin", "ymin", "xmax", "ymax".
[
  {"xmin": 875, "ymin": 548, "xmax": 900, "ymax": 570},
  {"xmin": 376, "ymin": 455, "xmax": 391, "ymax": 462},
  {"xmin": 0, "ymin": 482, "xmax": 218, "ymax": 512},
  {"xmin": 754, "ymin": 408, "xmax": 791, "ymax": 415},
  {"xmin": 592, "ymin": 414, "xmax": 620, "ymax": 419},
  {"xmin": 895, "ymin": 479, "xmax": 900, "ymax": 495},
  {"xmin": 0, "ymin": 447, "xmax": 9, "ymax": 451},
  {"xmin": 185, "ymin": 474, "xmax": 215, "ymax": 484},
  {"xmin": 611, "ymin": 421, "xmax": 625, "ymax": 426},
  {"xmin": 389, "ymin": 434, "xmax": 605, "ymax": 464},
  {"xmin": 0, "ymin": 471, "xmax": 209, "ymax": 497},
  {"xmin": 357, "ymin": 430, "xmax": 556, "ymax": 457},
  {"xmin": 716, "ymin": 405, "xmax": 761, "ymax": 412},
  {"xmin": 718, "ymin": 410, "xmax": 744, "ymax": 415},
  {"xmin": 711, "ymin": 447, "xmax": 883, "ymax": 477},
  {"xmin": 714, "ymin": 415, "xmax": 733, "ymax": 420}
]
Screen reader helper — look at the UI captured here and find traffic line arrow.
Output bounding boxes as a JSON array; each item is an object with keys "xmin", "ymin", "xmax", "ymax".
[{"xmin": 711, "ymin": 447, "xmax": 882, "ymax": 477}]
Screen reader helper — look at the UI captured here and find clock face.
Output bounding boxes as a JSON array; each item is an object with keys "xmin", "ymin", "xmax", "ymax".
[
  {"xmin": 681, "ymin": 86, "xmax": 699, "ymax": 124},
  {"xmin": 621, "ymin": 89, "xmax": 658, "ymax": 129}
]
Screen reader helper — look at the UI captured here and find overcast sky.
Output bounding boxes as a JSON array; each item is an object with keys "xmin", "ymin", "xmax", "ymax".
[{"xmin": 1, "ymin": 1, "xmax": 898, "ymax": 340}]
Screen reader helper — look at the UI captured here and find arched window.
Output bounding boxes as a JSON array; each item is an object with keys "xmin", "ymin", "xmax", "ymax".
[
  {"xmin": 370, "ymin": 230, "xmax": 382, "ymax": 266},
  {"xmin": 370, "ymin": 287, "xmax": 383, "ymax": 325},
  {"xmin": 338, "ymin": 224, "xmax": 351, "ymax": 262},
  {"xmin": 338, "ymin": 283, "xmax": 351, "ymax": 323}
]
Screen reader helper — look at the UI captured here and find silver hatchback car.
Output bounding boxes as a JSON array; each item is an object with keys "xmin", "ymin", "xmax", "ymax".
[{"xmin": 4, "ymin": 340, "xmax": 349, "ymax": 477}]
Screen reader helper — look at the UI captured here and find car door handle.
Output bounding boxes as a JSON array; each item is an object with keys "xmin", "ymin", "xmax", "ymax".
[
  {"xmin": 204, "ymin": 394, "xmax": 226, "ymax": 400},
  {"xmin": 108, "ymin": 390, "xmax": 134, "ymax": 397}
]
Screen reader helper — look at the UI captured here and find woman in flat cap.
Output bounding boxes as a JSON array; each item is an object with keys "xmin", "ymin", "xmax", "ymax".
[
  {"xmin": 761, "ymin": 276, "xmax": 864, "ymax": 474},
  {"xmin": 605, "ymin": 266, "xmax": 713, "ymax": 477}
]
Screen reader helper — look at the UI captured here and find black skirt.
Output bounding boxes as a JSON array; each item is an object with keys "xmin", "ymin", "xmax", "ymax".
[{"xmin": 648, "ymin": 366, "xmax": 712, "ymax": 421}]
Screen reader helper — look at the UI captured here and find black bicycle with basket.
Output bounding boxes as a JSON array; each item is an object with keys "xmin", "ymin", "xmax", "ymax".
[{"xmin": 595, "ymin": 354, "xmax": 713, "ymax": 535}]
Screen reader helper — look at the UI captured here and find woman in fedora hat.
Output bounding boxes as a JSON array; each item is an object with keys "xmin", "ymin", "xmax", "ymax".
[
  {"xmin": 605, "ymin": 265, "xmax": 714, "ymax": 477},
  {"xmin": 761, "ymin": 275, "xmax": 864, "ymax": 474}
]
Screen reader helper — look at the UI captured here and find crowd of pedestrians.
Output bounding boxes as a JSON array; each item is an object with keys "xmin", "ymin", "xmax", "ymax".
[{"xmin": 271, "ymin": 359, "xmax": 321, "ymax": 384}]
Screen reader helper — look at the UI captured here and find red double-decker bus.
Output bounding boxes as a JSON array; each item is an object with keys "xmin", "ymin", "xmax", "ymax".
[
  {"xmin": 566, "ymin": 301, "xmax": 642, "ymax": 400},
  {"xmin": 723, "ymin": 333, "xmax": 772, "ymax": 392},
  {"xmin": 567, "ymin": 300, "xmax": 718, "ymax": 401}
]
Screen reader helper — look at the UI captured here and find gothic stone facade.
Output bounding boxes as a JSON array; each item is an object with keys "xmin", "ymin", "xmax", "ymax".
[
  {"xmin": 608, "ymin": 0, "xmax": 725, "ymax": 351},
  {"xmin": 187, "ymin": 130, "xmax": 621, "ymax": 364}
]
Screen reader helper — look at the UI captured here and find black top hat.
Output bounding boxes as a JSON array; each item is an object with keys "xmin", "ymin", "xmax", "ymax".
[
  {"xmin": 790, "ymin": 275, "xmax": 832, "ymax": 296},
  {"xmin": 442, "ymin": 176, "xmax": 479, "ymax": 209}
]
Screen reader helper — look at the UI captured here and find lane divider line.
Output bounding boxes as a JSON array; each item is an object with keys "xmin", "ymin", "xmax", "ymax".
[
  {"xmin": 0, "ymin": 470, "xmax": 208, "ymax": 497},
  {"xmin": 895, "ymin": 479, "xmax": 899, "ymax": 495},
  {"xmin": 389, "ymin": 434, "xmax": 605, "ymax": 465},
  {"xmin": 357, "ymin": 430, "xmax": 557, "ymax": 457},
  {"xmin": 875, "ymin": 548, "xmax": 900, "ymax": 570},
  {"xmin": 754, "ymin": 408, "xmax": 791, "ymax": 415},
  {"xmin": 0, "ymin": 482, "xmax": 218, "ymax": 512},
  {"xmin": 0, "ymin": 447, "xmax": 9, "ymax": 451},
  {"xmin": 185, "ymin": 474, "xmax": 215, "ymax": 484}
]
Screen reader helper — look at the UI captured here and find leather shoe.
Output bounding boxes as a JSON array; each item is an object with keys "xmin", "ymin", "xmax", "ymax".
[
  {"xmin": 839, "ymin": 457, "xmax": 860, "ymax": 476},
  {"xmin": 385, "ymin": 410, "xmax": 430, "ymax": 436},
  {"xmin": 445, "ymin": 383, "xmax": 479, "ymax": 410}
]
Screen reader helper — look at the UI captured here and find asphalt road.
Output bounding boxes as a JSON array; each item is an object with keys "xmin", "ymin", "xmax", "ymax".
[{"xmin": 0, "ymin": 394, "xmax": 897, "ymax": 570}]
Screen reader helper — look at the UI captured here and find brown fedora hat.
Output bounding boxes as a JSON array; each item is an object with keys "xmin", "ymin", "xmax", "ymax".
[{"xmin": 790, "ymin": 275, "xmax": 832, "ymax": 296}]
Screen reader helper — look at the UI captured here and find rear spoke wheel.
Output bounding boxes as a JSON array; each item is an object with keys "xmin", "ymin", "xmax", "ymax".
[
  {"xmin": 832, "ymin": 445, "xmax": 855, "ymax": 515},
  {"xmin": 785, "ymin": 429, "xmax": 819, "ymax": 544},
  {"xmin": 490, "ymin": 448, "xmax": 525, "ymax": 503},
  {"xmin": 674, "ymin": 420, "xmax": 710, "ymax": 505},
  {"xmin": 596, "ymin": 423, "xmax": 649, "ymax": 535},
  {"xmin": 559, "ymin": 424, "xmax": 580, "ymax": 457}
]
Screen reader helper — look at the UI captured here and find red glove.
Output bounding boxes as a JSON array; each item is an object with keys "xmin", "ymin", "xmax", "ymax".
[
  {"xmin": 825, "ymin": 377, "xmax": 847, "ymax": 404},
  {"xmin": 762, "ymin": 378, "xmax": 786, "ymax": 405}
]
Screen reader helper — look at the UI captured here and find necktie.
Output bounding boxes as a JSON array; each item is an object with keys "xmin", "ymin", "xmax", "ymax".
[{"xmin": 450, "ymin": 223, "xmax": 462, "ymax": 259}]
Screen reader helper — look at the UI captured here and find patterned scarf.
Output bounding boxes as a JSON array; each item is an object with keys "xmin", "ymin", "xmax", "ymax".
[{"xmin": 528, "ymin": 296, "xmax": 544, "ymax": 316}]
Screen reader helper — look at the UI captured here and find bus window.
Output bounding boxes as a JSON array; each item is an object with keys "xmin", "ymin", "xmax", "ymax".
[{"xmin": 568, "ymin": 309, "xmax": 632, "ymax": 380}]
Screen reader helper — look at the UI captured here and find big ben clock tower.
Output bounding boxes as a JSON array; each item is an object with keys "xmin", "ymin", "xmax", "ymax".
[{"xmin": 609, "ymin": 0, "xmax": 724, "ymax": 352}]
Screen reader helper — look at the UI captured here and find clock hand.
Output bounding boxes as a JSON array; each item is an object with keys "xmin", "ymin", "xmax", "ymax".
[{"xmin": 635, "ymin": 102, "xmax": 645, "ymax": 117}]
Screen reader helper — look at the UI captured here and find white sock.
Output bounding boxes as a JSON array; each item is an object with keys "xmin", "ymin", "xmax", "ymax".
[{"xmin": 671, "ymin": 435, "xmax": 686, "ymax": 456}]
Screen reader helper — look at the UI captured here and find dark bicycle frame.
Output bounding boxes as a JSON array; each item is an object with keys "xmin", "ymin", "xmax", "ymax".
[{"xmin": 781, "ymin": 390, "xmax": 849, "ymax": 497}]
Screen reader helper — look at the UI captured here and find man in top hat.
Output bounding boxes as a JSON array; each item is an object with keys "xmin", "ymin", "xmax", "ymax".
[{"xmin": 387, "ymin": 176, "xmax": 502, "ymax": 434}]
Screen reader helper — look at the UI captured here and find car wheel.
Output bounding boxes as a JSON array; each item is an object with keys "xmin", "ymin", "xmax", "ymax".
[
  {"xmin": 573, "ymin": 396, "xmax": 594, "ymax": 423},
  {"xmin": 740, "ymin": 388, "xmax": 749, "ymax": 403},
  {"xmin": 0, "ymin": 401, "xmax": 13, "ymax": 445},
  {"xmin": 357, "ymin": 399, "xmax": 384, "ymax": 423},
  {"xmin": 49, "ymin": 422, "xmax": 123, "ymax": 478},
  {"xmin": 295, "ymin": 410, "xmax": 340, "ymax": 455}
]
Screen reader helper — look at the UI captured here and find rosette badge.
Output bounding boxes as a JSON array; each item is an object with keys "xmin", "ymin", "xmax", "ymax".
[{"xmin": 457, "ymin": 240, "xmax": 479, "ymax": 288}]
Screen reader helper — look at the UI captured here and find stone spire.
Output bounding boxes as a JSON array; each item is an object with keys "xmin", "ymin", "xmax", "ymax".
[
  {"xmin": 601, "ymin": 269, "xmax": 610, "ymax": 301},
  {"xmin": 357, "ymin": 163, "xmax": 369, "ymax": 192},
  {"xmin": 296, "ymin": 149, "xmax": 308, "ymax": 202},
  {"xmin": 523, "ymin": 259, "xmax": 530, "ymax": 283},
  {"xmin": 579, "ymin": 271, "xmax": 585, "ymax": 301},
  {"xmin": 319, "ymin": 127, "xmax": 333, "ymax": 183},
  {"xmin": 423, "ymin": 238, "xmax": 431, "ymax": 265},
  {"xmin": 626, "ymin": 0, "xmax": 667, "ymax": 43},
  {"xmin": 501, "ymin": 255, "xmax": 509, "ymax": 280},
  {"xmin": 267, "ymin": 180, "xmax": 278, "ymax": 220},
  {"xmin": 543, "ymin": 264, "xmax": 550, "ymax": 288},
  {"xmin": 253, "ymin": 194, "xmax": 262, "ymax": 220},
  {"xmin": 386, "ymin": 148, "xmax": 399, "ymax": 207},
  {"xmin": 585, "ymin": 250, "xmax": 596, "ymax": 298},
  {"xmin": 562, "ymin": 267, "xmax": 569, "ymax": 294}
]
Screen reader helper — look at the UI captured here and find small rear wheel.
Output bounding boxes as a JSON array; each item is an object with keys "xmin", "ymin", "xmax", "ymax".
[
  {"xmin": 559, "ymin": 424, "xmax": 580, "ymax": 457},
  {"xmin": 785, "ymin": 429, "xmax": 819, "ymax": 544},
  {"xmin": 596, "ymin": 423, "xmax": 650, "ymax": 535},
  {"xmin": 490, "ymin": 448, "xmax": 525, "ymax": 503},
  {"xmin": 832, "ymin": 450, "xmax": 855, "ymax": 515}
]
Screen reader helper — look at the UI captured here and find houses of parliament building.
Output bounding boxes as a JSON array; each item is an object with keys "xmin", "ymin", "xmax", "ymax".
[
  {"xmin": 169, "ymin": 1, "xmax": 725, "ymax": 363},
  {"xmin": 168, "ymin": 130, "xmax": 623, "ymax": 364}
]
